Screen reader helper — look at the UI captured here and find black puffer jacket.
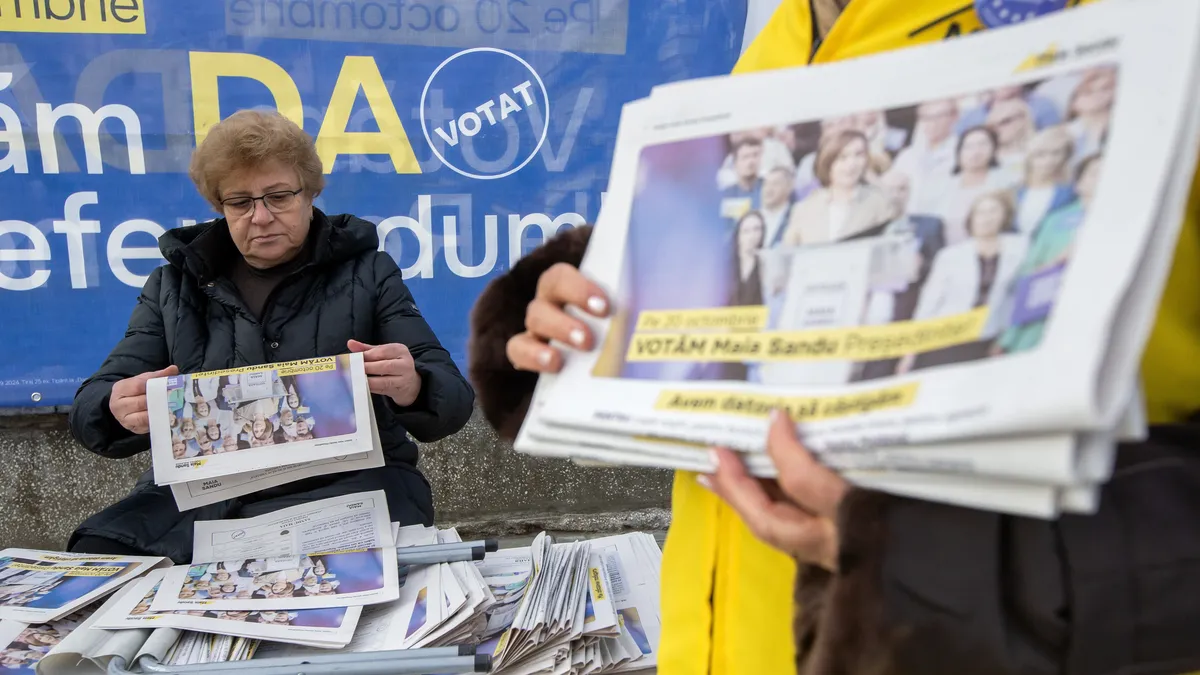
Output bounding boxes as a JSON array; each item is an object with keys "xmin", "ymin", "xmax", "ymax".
[{"xmin": 67, "ymin": 209, "xmax": 474, "ymax": 563}]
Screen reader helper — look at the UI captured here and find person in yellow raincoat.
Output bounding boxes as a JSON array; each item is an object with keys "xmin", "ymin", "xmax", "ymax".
[{"xmin": 467, "ymin": 0, "xmax": 1200, "ymax": 672}]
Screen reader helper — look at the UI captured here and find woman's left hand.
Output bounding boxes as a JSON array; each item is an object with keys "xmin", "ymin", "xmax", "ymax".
[
  {"xmin": 702, "ymin": 410, "xmax": 849, "ymax": 571},
  {"xmin": 347, "ymin": 340, "xmax": 423, "ymax": 407}
]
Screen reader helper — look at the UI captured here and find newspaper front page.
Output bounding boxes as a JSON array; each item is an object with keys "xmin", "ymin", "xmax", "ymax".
[
  {"xmin": 0, "ymin": 551, "xmax": 165, "ymax": 624},
  {"xmin": 532, "ymin": 0, "xmax": 1200, "ymax": 457},
  {"xmin": 92, "ymin": 570, "xmax": 361, "ymax": 649},
  {"xmin": 149, "ymin": 492, "xmax": 400, "ymax": 613},
  {"xmin": 147, "ymin": 354, "xmax": 373, "ymax": 485}
]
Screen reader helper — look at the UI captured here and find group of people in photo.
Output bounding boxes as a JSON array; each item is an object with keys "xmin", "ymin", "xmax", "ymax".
[
  {"xmin": 130, "ymin": 582, "xmax": 327, "ymax": 627},
  {"xmin": 177, "ymin": 556, "xmax": 343, "ymax": 602},
  {"xmin": 720, "ymin": 65, "xmax": 1115, "ymax": 381},
  {"xmin": 0, "ymin": 610, "xmax": 84, "ymax": 673},
  {"xmin": 167, "ymin": 372, "xmax": 319, "ymax": 460},
  {"xmin": 0, "ymin": 559, "xmax": 126, "ymax": 609}
]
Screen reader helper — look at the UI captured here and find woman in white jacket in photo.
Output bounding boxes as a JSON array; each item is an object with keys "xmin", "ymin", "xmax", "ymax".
[{"xmin": 897, "ymin": 190, "xmax": 1027, "ymax": 373}]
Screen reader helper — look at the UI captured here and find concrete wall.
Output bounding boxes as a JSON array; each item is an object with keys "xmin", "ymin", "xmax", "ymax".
[{"xmin": 0, "ymin": 409, "xmax": 672, "ymax": 550}]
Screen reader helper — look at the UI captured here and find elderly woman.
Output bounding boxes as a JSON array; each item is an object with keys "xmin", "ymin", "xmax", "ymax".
[{"xmin": 65, "ymin": 110, "xmax": 474, "ymax": 563}]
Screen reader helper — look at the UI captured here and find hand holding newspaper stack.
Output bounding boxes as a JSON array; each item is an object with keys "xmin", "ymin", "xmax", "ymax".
[
  {"xmin": 145, "ymin": 354, "xmax": 387, "ymax": 510},
  {"xmin": 515, "ymin": 0, "xmax": 1200, "ymax": 518}
]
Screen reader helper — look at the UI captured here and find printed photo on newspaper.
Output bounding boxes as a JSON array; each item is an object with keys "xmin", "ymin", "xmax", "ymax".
[
  {"xmin": 149, "ymin": 492, "xmax": 398, "ymax": 612},
  {"xmin": 167, "ymin": 385, "xmax": 386, "ymax": 511},
  {"xmin": 536, "ymin": 0, "xmax": 1200, "ymax": 455},
  {"xmin": 0, "ymin": 609, "xmax": 90, "ymax": 675},
  {"xmin": 92, "ymin": 570, "xmax": 362, "ymax": 649},
  {"xmin": 150, "ymin": 549, "xmax": 399, "ymax": 613},
  {"xmin": 0, "ymin": 550, "xmax": 165, "ymax": 624},
  {"xmin": 147, "ymin": 354, "xmax": 373, "ymax": 485}
]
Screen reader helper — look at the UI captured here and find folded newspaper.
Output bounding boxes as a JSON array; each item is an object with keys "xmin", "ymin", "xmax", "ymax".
[
  {"xmin": 145, "ymin": 354, "xmax": 387, "ymax": 510},
  {"xmin": 516, "ymin": 0, "xmax": 1200, "ymax": 519}
]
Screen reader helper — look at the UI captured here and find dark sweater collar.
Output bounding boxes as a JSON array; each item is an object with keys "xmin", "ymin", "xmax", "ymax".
[{"xmin": 158, "ymin": 208, "xmax": 379, "ymax": 284}]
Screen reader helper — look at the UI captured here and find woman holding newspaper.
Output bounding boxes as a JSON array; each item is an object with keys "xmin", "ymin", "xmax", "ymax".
[
  {"xmin": 468, "ymin": 3, "xmax": 1200, "ymax": 675},
  {"xmin": 66, "ymin": 110, "xmax": 474, "ymax": 564}
]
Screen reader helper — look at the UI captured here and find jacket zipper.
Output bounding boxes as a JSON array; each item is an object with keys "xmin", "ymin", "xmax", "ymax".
[{"xmin": 257, "ymin": 262, "xmax": 318, "ymax": 329}]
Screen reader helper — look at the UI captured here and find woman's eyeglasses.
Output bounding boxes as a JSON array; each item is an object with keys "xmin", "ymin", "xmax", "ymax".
[{"xmin": 220, "ymin": 189, "xmax": 303, "ymax": 218}]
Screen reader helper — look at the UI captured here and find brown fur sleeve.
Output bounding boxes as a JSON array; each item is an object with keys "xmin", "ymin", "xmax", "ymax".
[
  {"xmin": 466, "ymin": 224, "xmax": 593, "ymax": 441},
  {"xmin": 797, "ymin": 488, "xmax": 905, "ymax": 675}
]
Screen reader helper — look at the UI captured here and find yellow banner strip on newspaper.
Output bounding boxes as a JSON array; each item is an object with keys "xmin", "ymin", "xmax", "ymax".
[
  {"xmin": 635, "ymin": 306, "xmax": 769, "ymax": 332},
  {"xmin": 627, "ymin": 307, "xmax": 987, "ymax": 363},
  {"xmin": 8, "ymin": 563, "xmax": 122, "ymax": 577},
  {"xmin": 655, "ymin": 383, "xmax": 919, "ymax": 421},
  {"xmin": 588, "ymin": 567, "xmax": 606, "ymax": 601},
  {"xmin": 38, "ymin": 554, "xmax": 124, "ymax": 562},
  {"xmin": 189, "ymin": 356, "xmax": 339, "ymax": 380}
]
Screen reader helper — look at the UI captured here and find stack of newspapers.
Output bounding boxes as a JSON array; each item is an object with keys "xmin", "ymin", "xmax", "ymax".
[
  {"xmin": 258, "ymin": 530, "xmax": 663, "ymax": 673},
  {"xmin": 145, "ymin": 354, "xmax": 387, "ymax": 511},
  {"xmin": 88, "ymin": 491, "xmax": 405, "ymax": 652},
  {"xmin": 0, "ymin": 493, "xmax": 662, "ymax": 673},
  {"xmin": 516, "ymin": 0, "xmax": 1200, "ymax": 518}
]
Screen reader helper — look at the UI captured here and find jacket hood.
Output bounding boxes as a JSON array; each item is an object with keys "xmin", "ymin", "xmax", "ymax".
[{"xmin": 158, "ymin": 209, "xmax": 379, "ymax": 284}]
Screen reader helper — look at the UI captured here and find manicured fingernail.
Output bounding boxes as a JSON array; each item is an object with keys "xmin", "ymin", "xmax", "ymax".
[
  {"xmin": 770, "ymin": 408, "xmax": 782, "ymax": 424},
  {"xmin": 538, "ymin": 350, "xmax": 553, "ymax": 367},
  {"xmin": 696, "ymin": 474, "xmax": 713, "ymax": 490},
  {"xmin": 587, "ymin": 296, "xmax": 608, "ymax": 315},
  {"xmin": 569, "ymin": 328, "xmax": 586, "ymax": 347},
  {"xmin": 708, "ymin": 448, "xmax": 721, "ymax": 469}
]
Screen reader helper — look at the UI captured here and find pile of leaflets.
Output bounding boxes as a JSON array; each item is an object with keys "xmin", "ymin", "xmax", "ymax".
[
  {"xmin": 145, "ymin": 355, "xmax": 386, "ymax": 511},
  {"xmin": 258, "ymin": 530, "xmax": 662, "ymax": 674},
  {"xmin": 516, "ymin": 0, "xmax": 1200, "ymax": 519},
  {"xmin": 0, "ymin": 492, "xmax": 662, "ymax": 673}
]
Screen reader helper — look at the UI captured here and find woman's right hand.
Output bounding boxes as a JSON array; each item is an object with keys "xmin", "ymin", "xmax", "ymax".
[
  {"xmin": 506, "ymin": 263, "xmax": 610, "ymax": 373},
  {"xmin": 109, "ymin": 365, "xmax": 180, "ymax": 434}
]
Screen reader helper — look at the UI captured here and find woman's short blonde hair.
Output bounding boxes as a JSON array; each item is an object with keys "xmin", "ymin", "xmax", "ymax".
[
  {"xmin": 189, "ymin": 110, "xmax": 325, "ymax": 210},
  {"xmin": 1024, "ymin": 125, "xmax": 1075, "ymax": 184},
  {"xmin": 965, "ymin": 189, "xmax": 1017, "ymax": 237}
]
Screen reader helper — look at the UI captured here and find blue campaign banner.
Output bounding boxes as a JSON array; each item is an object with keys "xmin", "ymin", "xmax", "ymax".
[{"xmin": 0, "ymin": 0, "xmax": 757, "ymax": 408}]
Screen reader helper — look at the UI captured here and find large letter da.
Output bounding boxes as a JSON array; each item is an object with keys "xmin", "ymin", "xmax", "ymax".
[
  {"xmin": 189, "ymin": 52, "xmax": 305, "ymax": 147},
  {"xmin": 317, "ymin": 56, "xmax": 420, "ymax": 175}
]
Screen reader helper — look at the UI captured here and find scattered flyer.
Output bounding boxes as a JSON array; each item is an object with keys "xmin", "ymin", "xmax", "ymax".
[
  {"xmin": 91, "ymin": 570, "xmax": 362, "ymax": 649},
  {"xmin": 0, "ymin": 550, "xmax": 165, "ymax": 623},
  {"xmin": 147, "ymin": 354, "xmax": 373, "ymax": 485}
]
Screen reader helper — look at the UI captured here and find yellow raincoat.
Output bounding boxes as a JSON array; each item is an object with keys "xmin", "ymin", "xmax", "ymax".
[{"xmin": 656, "ymin": 0, "xmax": 1200, "ymax": 672}]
